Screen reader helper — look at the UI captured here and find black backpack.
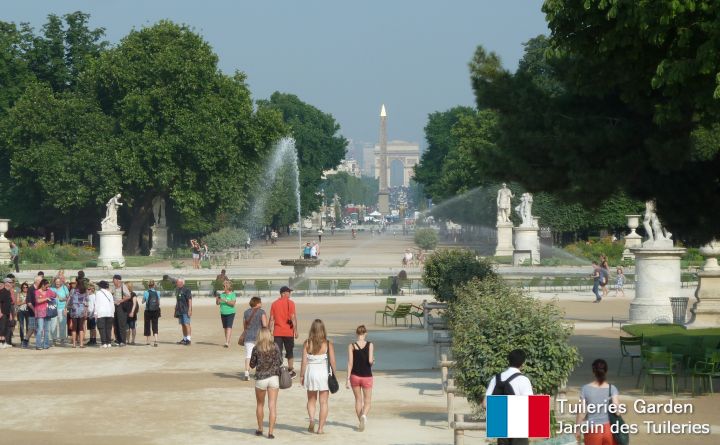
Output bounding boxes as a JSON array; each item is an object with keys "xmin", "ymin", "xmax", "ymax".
[
  {"xmin": 146, "ymin": 289, "xmax": 160, "ymax": 311},
  {"xmin": 492, "ymin": 372, "xmax": 522, "ymax": 395}
]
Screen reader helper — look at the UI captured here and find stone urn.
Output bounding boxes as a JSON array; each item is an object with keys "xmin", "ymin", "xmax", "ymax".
[
  {"xmin": 0, "ymin": 219, "xmax": 8, "ymax": 240},
  {"xmin": 626, "ymin": 215, "xmax": 640, "ymax": 236},
  {"xmin": 699, "ymin": 240, "xmax": 720, "ymax": 271}
]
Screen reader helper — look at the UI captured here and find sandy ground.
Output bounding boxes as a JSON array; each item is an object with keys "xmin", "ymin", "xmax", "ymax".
[{"xmin": 3, "ymin": 233, "xmax": 719, "ymax": 444}]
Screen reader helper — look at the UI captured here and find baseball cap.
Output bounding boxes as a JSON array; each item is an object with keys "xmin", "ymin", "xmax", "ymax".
[{"xmin": 279, "ymin": 286, "xmax": 293, "ymax": 293}]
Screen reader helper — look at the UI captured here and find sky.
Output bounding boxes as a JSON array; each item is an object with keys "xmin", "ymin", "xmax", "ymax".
[{"xmin": 3, "ymin": 1, "xmax": 548, "ymax": 153}]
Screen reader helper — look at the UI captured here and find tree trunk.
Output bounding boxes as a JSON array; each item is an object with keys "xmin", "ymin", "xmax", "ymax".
[{"xmin": 126, "ymin": 196, "xmax": 155, "ymax": 255}]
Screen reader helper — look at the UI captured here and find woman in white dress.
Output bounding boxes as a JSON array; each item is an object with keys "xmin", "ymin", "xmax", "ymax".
[{"xmin": 300, "ymin": 319, "xmax": 336, "ymax": 434}]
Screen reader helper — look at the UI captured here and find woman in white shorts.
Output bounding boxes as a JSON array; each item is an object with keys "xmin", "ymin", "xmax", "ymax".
[
  {"xmin": 242, "ymin": 296, "xmax": 268, "ymax": 380},
  {"xmin": 249, "ymin": 328, "xmax": 282, "ymax": 439}
]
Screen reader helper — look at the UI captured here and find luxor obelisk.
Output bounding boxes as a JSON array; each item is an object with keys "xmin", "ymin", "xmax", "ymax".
[{"xmin": 377, "ymin": 104, "xmax": 390, "ymax": 215}]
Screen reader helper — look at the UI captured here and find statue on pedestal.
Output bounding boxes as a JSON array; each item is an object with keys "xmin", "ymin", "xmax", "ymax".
[
  {"xmin": 101, "ymin": 194, "xmax": 122, "ymax": 231},
  {"xmin": 642, "ymin": 199, "xmax": 672, "ymax": 244},
  {"xmin": 515, "ymin": 192, "xmax": 534, "ymax": 227},
  {"xmin": 496, "ymin": 183, "xmax": 514, "ymax": 223},
  {"xmin": 152, "ymin": 196, "xmax": 166, "ymax": 227}
]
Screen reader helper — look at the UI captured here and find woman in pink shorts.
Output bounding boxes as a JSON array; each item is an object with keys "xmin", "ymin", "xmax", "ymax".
[{"xmin": 346, "ymin": 325, "xmax": 375, "ymax": 432}]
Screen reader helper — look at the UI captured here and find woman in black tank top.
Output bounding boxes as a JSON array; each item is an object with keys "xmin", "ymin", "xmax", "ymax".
[{"xmin": 346, "ymin": 325, "xmax": 375, "ymax": 432}]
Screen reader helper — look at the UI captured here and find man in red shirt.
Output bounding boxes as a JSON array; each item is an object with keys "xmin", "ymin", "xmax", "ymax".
[{"xmin": 269, "ymin": 286, "xmax": 298, "ymax": 377}]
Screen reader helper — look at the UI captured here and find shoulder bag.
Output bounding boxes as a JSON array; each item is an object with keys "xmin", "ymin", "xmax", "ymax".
[
  {"xmin": 607, "ymin": 384, "xmax": 629, "ymax": 445},
  {"xmin": 238, "ymin": 307, "xmax": 259, "ymax": 346},
  {"xmin": 279, "ymin": 365, "xmax": 292, "ymax": 389},
  {"xmin": 326, "ymin": 341, "xmax": 339, "ymax": 394}
]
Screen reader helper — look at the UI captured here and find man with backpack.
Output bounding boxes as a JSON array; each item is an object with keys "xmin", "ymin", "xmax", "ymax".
[
  {"xmin": 483, "ymin": 349, "xmax": 534, "ymax": 445},
  {"xmin": 142, "ymin": 280, "xmax": 161, "ymax": 347}
]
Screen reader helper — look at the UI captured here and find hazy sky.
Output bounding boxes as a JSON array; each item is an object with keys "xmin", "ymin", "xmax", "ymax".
[{"xmin": 3, "ymin": 1, "xmax": 548, "ymax": 152}]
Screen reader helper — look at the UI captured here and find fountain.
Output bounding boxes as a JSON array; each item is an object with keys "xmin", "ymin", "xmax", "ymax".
[{"xmin": 247, "ymin": 137, "xmax": 321, "ymax": 285}]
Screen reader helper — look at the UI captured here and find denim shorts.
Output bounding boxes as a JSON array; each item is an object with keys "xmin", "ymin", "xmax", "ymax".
[{"xmin": 177, "ymin": 314, "xmax": 191, "ymax": 325}]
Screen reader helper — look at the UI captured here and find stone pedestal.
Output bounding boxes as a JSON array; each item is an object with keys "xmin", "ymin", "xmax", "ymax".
[
  {"xmin": 622, "ymin": 215, "xmax": 642, "ymax": 260},
  {"xmin": 687, "ymin": 270, "xmax": 720, "ymax": 328},
  {"xmin": 629, "ymin": 245, "xmax": 686, "ymax": 324},
  {"xmin": 495, "ymin": 222, "xmax": 514, "ymax": 257},
  {"xmin": 149, "ymin": 225, "xmax": 168, "ymax": 256},
  {"xmin": 377, "ymin": 192, "xmax": 390, "ymax": 215},
  {"xmin": 98, "ymin": 230, "xmax": 125, "ymax": 268},
  {"xmin": 513, "ymin": 226, "xmax": 540, "ymax": 265},
  {"xmin": 0, "ymin": 218, "xmax": 10, "ymax": 265}
]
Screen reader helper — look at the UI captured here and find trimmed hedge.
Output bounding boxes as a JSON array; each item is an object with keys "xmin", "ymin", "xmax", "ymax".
[
  {"xmin": 448, "ymin": 276, "xmax": 581, "ymax": 404},
  {"xmin": 422, "ymin": 249, "xmax": 495, "ymax": 302},
  {"xmin": 414, "ymin": 227, "xmax": 439, "ymax": 250}
]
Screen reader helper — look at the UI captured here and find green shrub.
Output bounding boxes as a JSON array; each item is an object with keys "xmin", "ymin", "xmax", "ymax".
[
  {"xmin": 448, "ymin": 277, "xmax": 581, "ymax": 405},
  {"xmin": 422, "ymin": 249, "xmax": 495, "ymax": 302},
  {"xmin": 564, "ymin": 238, "xmax": 624, "ymax": 264},
  {"xmin": 204, "ymin": 227, "xmax": 249, "ymax": 251},
  {"xmin": 18, "ymin": 240, "xmax": 96, "ymax": 264},
  {"xmin": 414, "ymin": 228, "xmax": 439, "ymax": 250}
]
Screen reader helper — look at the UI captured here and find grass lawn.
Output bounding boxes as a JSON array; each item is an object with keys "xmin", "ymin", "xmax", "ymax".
[{"xmin": 623, "ymin": 324, "xmax": 720, "ymax": 350}]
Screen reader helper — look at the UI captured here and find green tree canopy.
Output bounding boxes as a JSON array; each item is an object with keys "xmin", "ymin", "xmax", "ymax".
[
  {"xmin": 470, "ymin": 3, "xmax": 720, "ymax": 242},
  {"xmin": 257, "ymin": 92, "xmax": 348, "ymax": 222},
  {"xmin": 1, "ymin": 19, "xmax": 285, "ymax": 252},
  {"xmin": 322, "ymin": 172, "xmax": 378, "ymax": 207}
]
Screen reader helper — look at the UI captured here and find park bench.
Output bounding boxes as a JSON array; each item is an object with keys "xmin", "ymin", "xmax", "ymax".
[
  {"xmin": 335, "ymin": 279, "xmax": 352, "ymax": 295},
  {"xmin": 316, "ymin": 279, "xmax": 333, "ymax": 295}
]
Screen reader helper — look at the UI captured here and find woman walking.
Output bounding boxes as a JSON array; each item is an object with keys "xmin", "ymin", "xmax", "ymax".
[
  {"xmin": 346, "ymin": 325, "xmax": 375, "ymax": 431},
  {"xmin": 68, "ymin": 280, "xmax": 89, "ymax": 348},
  {"xmin": 249, "ymin": 328, "xmax": 282, "ymax": 439},
  {"xmin": 575, "ymin": 359, "xmax": 620, "ymax": 445},
  {"xmin": 215, "ymin": 280, "xmax": 237, "ymax": 348},
  {"xmin": 142, "ymin": 281, "xmax": 161, "ymax": 347},
  {"xmin": 86, "ymin": 283, "xmax": 98, "ymax": 346},
  {"xmin": 300, "ymin": 319, "xmax": 336, "ymax": 434},
  {"xmin": 241, "ymin": 297, "xmax": 268, "ymax": 379}
]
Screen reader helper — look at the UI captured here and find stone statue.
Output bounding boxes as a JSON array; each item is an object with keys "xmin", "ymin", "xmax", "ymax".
[
  {"xmin": 101, "ymin": 193, "xmax": 122, "ymax": 231},
  {"xmin": 643, "ymin": 199, "xmax": 672, "ymax": 243},
  {"xmin": 514, "ymin": 192, "xmax": 534, "ymax": 227},
  {"xmin": 152, "ymin": 196, "xmax": 166, "ymax": 227},
  {"xmin": 496, "ymin": 183, "xmax": 514, "ymax": 223}
]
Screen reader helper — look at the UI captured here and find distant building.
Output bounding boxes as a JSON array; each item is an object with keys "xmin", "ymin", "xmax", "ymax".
[
  {"xmin": 374, "ymin": 140, "xmax": 419, "ymax": 187},
  {"xmin": 323, "ymin": 158, "xmax": 361, "ymax": 178},
  {"xmin": 361, "ymin": 143, "xmax": 375, "ymax": 177}
]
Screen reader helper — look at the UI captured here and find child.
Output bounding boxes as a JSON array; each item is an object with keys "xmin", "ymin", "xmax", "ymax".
[{"xmin": 614, "ymin": 266, "xmax": 625, "ymax": 297}]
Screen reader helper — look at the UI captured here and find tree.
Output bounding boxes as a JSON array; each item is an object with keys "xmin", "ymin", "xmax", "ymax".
[
  {"xmin": 2, "ymin": 20, "xmax": 285, "ymax": 252},
  {"xmin": 470, "ymin": 3, "xmax": 720, "ymax": 242},
  {"xmin": 258, "ymin": 92, "xmax": 348, "ymax": 226},
  {"xmin": 322, "ymin": 172, "xmax": 378, "ymax": 207}
]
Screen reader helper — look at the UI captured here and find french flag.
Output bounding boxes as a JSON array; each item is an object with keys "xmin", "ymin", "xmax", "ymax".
[{"xmin": 486, "ymin": 395, "xmax": 551, "ymax": 438}]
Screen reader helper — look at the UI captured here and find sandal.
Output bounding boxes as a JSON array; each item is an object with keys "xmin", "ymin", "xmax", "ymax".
[
  {"xmin": 268, "ymin": 434, "xmax": 275, "ymax": 439},
  {"xmin": 255, "ymin": 430, "xmax": 263, "ymax": 436}
]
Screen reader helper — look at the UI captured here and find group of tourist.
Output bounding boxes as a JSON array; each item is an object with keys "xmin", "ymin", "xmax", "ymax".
[
  {"xmin": 212, "ymin": 284, "xmax": 374, "ymax": 437},
  {"xmin": 301, "ymin": 242, "xmax": 320, "ymax": 259},
  {"xmin": 0, "ymin": 270, "xmax": 173, "ymax": 349},
  {"xmin": 591, "ymin": 254, "xmax": 625, "ymax": 303}
]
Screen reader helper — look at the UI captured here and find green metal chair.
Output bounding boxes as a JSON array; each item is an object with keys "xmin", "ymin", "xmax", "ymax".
[
  {"xmin": 375, "ymin": 297, "xmax": 397, "ymax": 325},
  {"xmin": 231, "ymin": 279, "xmax": 245, "ymax": 295},
  {"xmin": 399, "ymin": 279, "xmax": 413, "ymax": 295},
  {"xmin": 374, "ymin": 278, "xmax": 392, "ymax": 295},
  {"xmin": 254, "ymin": 280, "xmax": 271, "ymax": 295},
  {"xmin": 409, "ymin": 303, "xmax": 424, "ymax": 327},
  {"xmin": 316, "ymin": 279, "xmax": 333, "ymax": 295},
  {"xmin": 335, "ymin": 279, "xmax": 351, "ymax": 295},
  {"xmin": 691, "ymin": 351, "xmax": 720, "ymax": 395},
  {"xmin": 642, "ymin": 351, "xmax": 677, "ymax": 396},
  {"xmin": 293, "ymin": 279, "xmax": 311, "ymax": 295},
  {"xmin": 384, "ymin": 303, "xmax": 412, "ymax": 326},
  {"xmin": 617, "ymin": 335, "xmax": 643, "ymax": 376}
]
